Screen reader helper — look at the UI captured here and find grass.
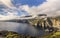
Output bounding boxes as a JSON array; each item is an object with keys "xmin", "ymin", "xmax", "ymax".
[
  {"xmin": 0, "ymin": 30, "xmax": 60, "ymax": 38},
  {"xmin": 41, "ymin": 31, "xmax": 60, "ymax": 38}
]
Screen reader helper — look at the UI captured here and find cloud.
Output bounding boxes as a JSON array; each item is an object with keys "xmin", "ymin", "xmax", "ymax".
[
  {"xmin": 0, "ymin": 0, "xmax": 14, "ymax": 8},
  {"xmin": 0, "ymin": 8, "xmax": 20, "ymax": 20},
  {"xmin": 0, "ymin": 0, "xmax": 18, "ymax": 15},
  {"xmin": 0, "ymin": 14, "xmax": 18, "ymax": 20},
  {"xmin": 0, "ymin": 0, "xmax": 60, "ymax": 20},
  {"xmin": 7, "ymin": 12, "xmax": 17, "ymax": 16},
  {"xmin": 19, "ymin": 0, "xmax": 60, "ymax": 17},
  {"xmin": 0, "ymin": 0, "xmax": 20, "ymax": 20},
  {"xmin": 0, "ymin": 0, "xmax": 29, "ymax": 20}
]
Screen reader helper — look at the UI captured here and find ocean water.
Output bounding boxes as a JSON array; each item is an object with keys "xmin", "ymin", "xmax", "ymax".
[{"xmin": 0, "ymin": 22, "xmax": 49, "ymax": 36}]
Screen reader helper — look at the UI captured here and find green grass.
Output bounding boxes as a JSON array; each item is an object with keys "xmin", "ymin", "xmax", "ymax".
[
  {"xmin": 0, "ymin": 31, "xmax": 60, "ymax": 38},
  {"xmin": 41, "ymin": 31, "xmax": 60, "ymax": 38}
]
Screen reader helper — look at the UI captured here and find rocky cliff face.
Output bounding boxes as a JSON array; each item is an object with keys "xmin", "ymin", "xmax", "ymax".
[{"xmin": 28, "ymin": 17, "xmax": 60, "ymax": 32}]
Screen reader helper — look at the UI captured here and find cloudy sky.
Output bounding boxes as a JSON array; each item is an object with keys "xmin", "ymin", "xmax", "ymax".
[{"xmin": 0, "ymin": 0, "xmax": 60, "ymax": 20}]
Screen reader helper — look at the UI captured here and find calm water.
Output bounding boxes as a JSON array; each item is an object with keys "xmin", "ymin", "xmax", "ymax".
[{"xmin": 0, "ymin": 22, "xmax": 49, "ymax": 36}]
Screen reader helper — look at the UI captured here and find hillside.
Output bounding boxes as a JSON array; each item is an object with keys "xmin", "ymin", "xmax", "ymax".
[{"xmin": 0, "ymin": 30, "xmax": 60, "ymax": 38}]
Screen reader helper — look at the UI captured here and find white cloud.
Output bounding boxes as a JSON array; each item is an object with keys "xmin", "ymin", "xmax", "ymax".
[
  {"xmin": 0, "ymin": 14, "xmax": 17, "ymax": 20},
  {"xmin": 0, "ymin": 0, "xmax": 60, "ymax": 20},
  {"xmin": 7, "ymin": 12, "xmax": 18, "ymax": 16},
  {"xmin": 0, "ymin": 0, "xmax": 14, "ymax": 8},
  {"xmin": 0, "ymin": 0, "xmax": 20, "ymax": 20},
  {"xmin": 0, "ymin": 9, "xmax": 20, "ymax": 20},
  {"xmin": 20, "ymin": 0, "xmax": 60, "ymax": 17}
]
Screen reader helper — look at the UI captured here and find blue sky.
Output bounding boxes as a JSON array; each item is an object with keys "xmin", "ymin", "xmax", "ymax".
[
  {"xmin": 0, "ymin": 0, "xmax": 46, "ymax": 16},
  {"xmin": 0, "ymin": 0, "xmax": 60, "ymax": 19},
  {"xmin": 12, "ymin": 0, "xmax": 46, "ymax": 7},
  {"xmin": 12, "ymin": 0, "xmax": 46, "ymax": 16}
]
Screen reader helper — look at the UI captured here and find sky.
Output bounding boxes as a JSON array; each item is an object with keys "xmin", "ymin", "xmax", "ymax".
[
  {"xmin": 0, "ymin": 0, "xmax": 46, "ymax": 16},
  {"xmin": 0, "ymin": 0, "xmax": 60, "ymax": 20},
  {"xmin": 12, "ymin": 0, "xmax": 46, "ymax": 7}
]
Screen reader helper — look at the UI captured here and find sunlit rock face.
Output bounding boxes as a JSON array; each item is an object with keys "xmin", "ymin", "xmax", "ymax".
[{"xmin": 0, "ymin": 22, "xmax": 49, "ymax": 36}]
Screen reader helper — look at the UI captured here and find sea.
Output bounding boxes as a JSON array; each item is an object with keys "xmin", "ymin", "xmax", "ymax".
[{"xmin": 0, "ymin": 22, "xmax": 49, "ymax": 36}]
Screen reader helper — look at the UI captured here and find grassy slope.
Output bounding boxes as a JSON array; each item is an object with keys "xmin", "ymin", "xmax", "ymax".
[{"xmin": 0, "ymin": 31, "xmax": 59, "ymax": 38}]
